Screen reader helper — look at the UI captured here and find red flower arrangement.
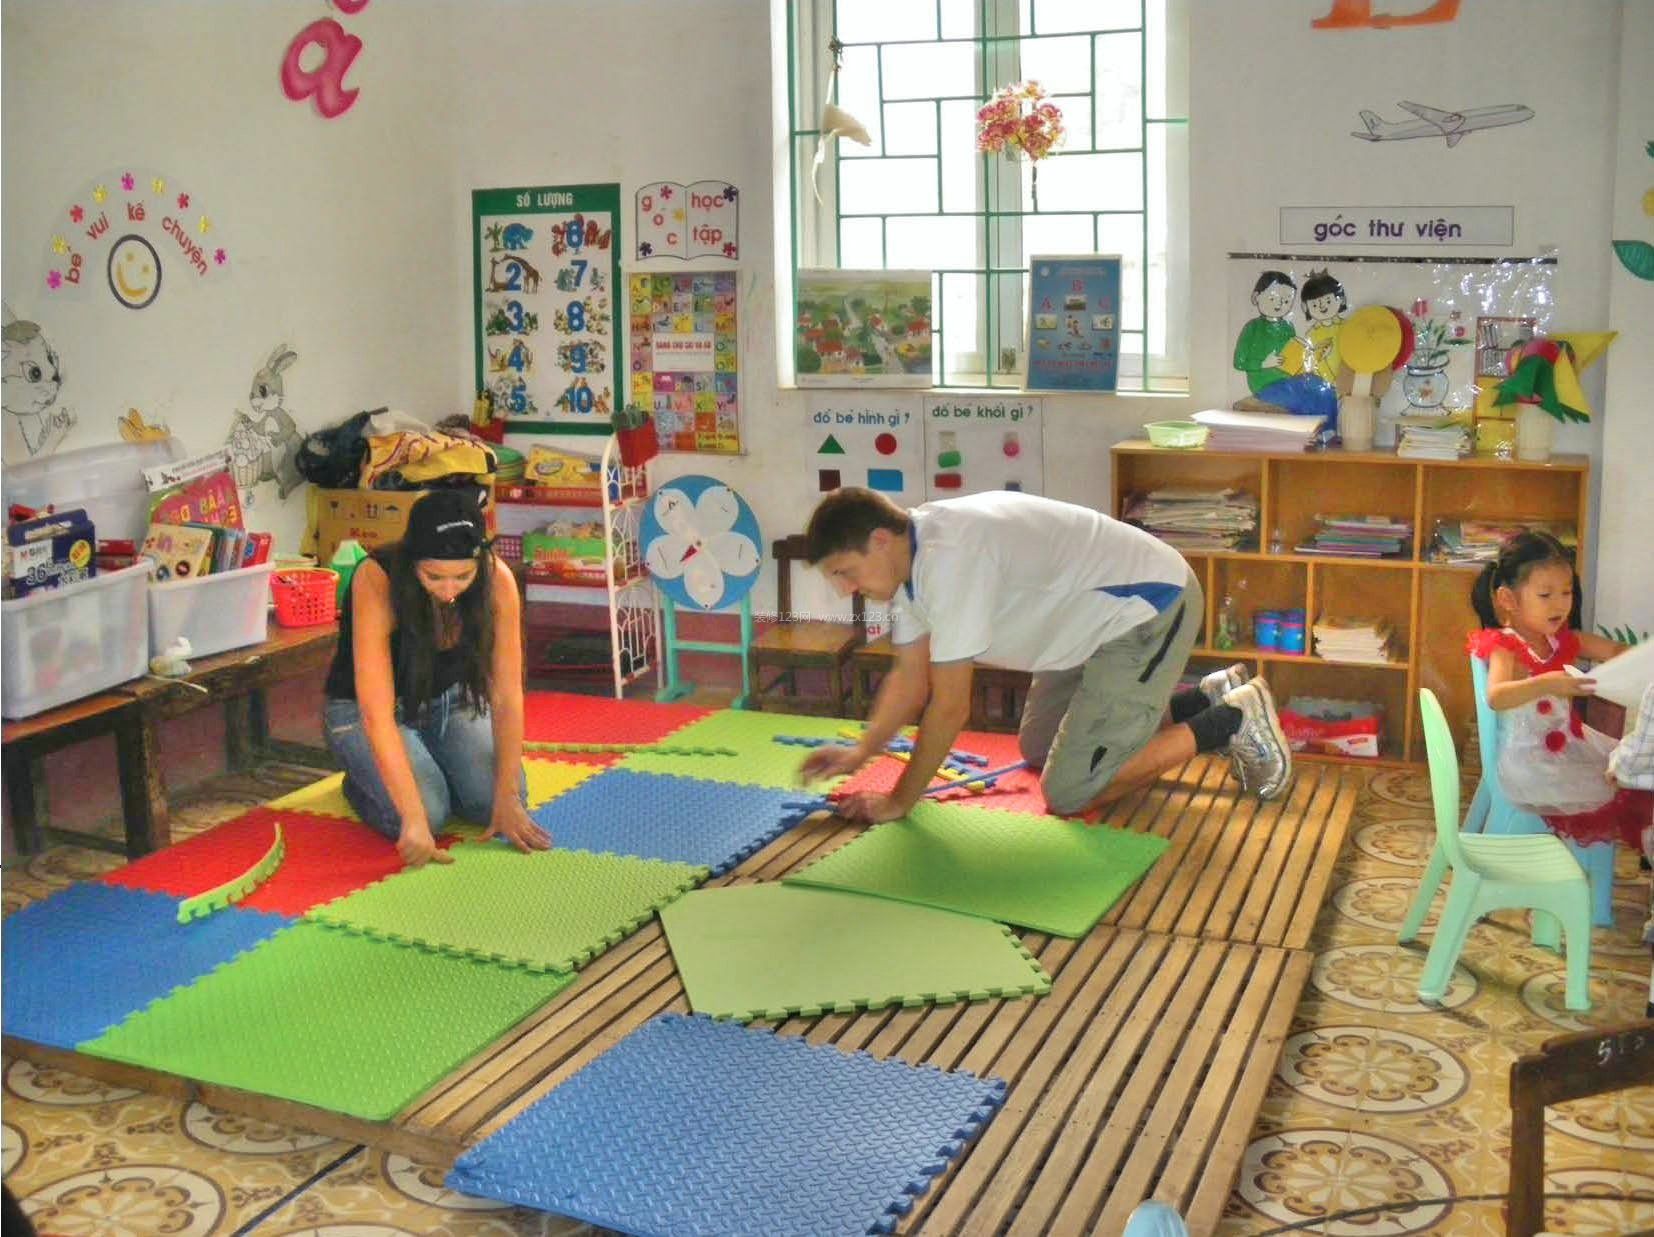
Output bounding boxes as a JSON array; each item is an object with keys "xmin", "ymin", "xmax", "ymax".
[{"xmin": 976, "ymin": 81, "xmax": 1066, "ymax": 210}]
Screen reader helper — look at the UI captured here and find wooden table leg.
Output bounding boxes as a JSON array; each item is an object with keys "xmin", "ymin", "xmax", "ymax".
[
  {"xmin": 114, "ymin": 712, "xmax": 170, "ymax": 857},
  {"xmin": 3, "ymin": 745, "xmax": 46, "ymax": 855}
]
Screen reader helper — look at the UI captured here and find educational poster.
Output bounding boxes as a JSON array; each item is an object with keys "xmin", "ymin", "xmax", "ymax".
[
  {"xmin": 634, "ymin": 181, "xmax": 739, "ymax": 260},
  {"xmin": 473, "ymin": 184, "xmax": 621, "ymax": 433},
  {"xmin": 804, "ymin": 393, "xmax": 923, "ymax": 508},
  {"xmin": 795, "ymin": 270, "xmax": 932, "ymax": 387},
  {"xmin": 1024, "ymin": 255, "xmax": 1121, "ymax": 392},
  {"xmin": 628, "ymin": 271, "xmax": 740, "ymax": 454},
  {"xmin": 922, "ymin": 395, "xmax": 1044, "ymax": 500}
]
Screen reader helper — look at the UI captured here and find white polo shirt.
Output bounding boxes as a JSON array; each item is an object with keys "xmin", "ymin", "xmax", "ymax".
[{"xmin": 889, "ymin": 492, "xmax": 1189, "ymax": 671}]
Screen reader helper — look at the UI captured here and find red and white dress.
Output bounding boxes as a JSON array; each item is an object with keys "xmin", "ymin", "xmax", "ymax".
[{"xmin": 1469, "ymin": 627, "xmax": 1653, "ymax": 848}]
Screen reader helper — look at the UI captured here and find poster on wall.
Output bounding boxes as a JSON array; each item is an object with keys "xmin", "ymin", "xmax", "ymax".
[
  {"xmin": 634, "ymin": 181, "xmax": 739, "ymax": 260},
  {"xmin": 628, "ymin": 271, "xmax": 741, "ymax": 453},
  {"xmin": 922, "ymin": 394, "xmax": 1043, "ymax": 500},
  {"xmin": 1024, "ymin": 255, "xmax": 1122, "ymax": 393},
  {"xmin": 795, "ymin": 270, "xmax": 932, "ymax": 388},
  {"xmin": 472, "ymin": 183, "xmax": 621, "ymax": 434},
  {"xmin": 804, "ymin": 393, "xmax": 923, "ymax": 508}
]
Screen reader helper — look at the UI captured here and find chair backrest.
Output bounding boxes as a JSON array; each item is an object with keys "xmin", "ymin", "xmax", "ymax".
[
  {"xmin": 1419, "ymin": 688, "xmax": 1468, "ymax": 869},
  {"xmin": 1469, "ymin": 653, "xmax": 1503, "ymax": 777},
  {"xmin": 772, "ymin": 534, "xmax": 866, "ymax": 628}
]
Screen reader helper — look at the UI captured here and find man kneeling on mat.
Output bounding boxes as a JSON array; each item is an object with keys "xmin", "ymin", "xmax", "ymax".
[{"xmin": 797, "ymin": 488, "xmax": 1291, "ymax": 821}]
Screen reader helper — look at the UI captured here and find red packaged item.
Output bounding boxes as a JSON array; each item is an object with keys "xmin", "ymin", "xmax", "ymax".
[{"xmin": 1279, "ymin": 697, "xmax": 1384, "ymax": 759}]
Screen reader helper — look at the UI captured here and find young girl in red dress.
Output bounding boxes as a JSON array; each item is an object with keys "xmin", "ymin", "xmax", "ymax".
[{"xmin": 1469, "ymin": 531, "xmax": 1651, "ymax": 848}]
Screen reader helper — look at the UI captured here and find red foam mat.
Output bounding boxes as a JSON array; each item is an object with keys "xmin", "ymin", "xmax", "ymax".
[
  {"xmin": 522, "ymin": 691, "xmax": 711, "ymax": 759},
  {"xmin": 835, "ymin": 729, "xmax": 1054, "ymax": 816},
  {"xmin": 98, "ymin": 806, "xmax": 447, "ymax": 917}
]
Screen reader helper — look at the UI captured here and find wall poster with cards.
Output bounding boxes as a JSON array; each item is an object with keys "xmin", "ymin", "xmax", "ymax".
[
  {"xmin": 627, "ymin": 271, "xmax": 741, "ymax": 453},
  {"xmin": 472, "ymin": 183, "xmax": 621, "ymax": 434}
]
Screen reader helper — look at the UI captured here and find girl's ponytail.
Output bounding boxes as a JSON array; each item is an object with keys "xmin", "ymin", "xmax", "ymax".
[{"xmin": 1471, "ymin": 561, "xmax": 1500, "ymax": 628}]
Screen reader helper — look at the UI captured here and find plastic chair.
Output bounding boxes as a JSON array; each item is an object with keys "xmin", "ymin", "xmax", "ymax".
[
  {"xmin": 1399, "ymin": 689, "xmax": 1592, "ymax": 1010},
  {"xmin": 1467, "ymin": 654, "xmax": 1616, "ymax": 925},
  {"xmin": 1123, "ymin": 1201, "xmax": 1190, "ymax": 1237}
]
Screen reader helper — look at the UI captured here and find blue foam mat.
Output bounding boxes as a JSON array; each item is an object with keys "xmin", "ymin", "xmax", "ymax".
[
  {"xmin": 1, "ymin": 882, "xmax": 289, "ymax": 1050},
  {"xmin": 446, "ymin": 1012, "xmax": 1006, "ymax": 1236},
  {"xmin": 528, "ymin": 769, "xmax": 822, "ymax": 875}
]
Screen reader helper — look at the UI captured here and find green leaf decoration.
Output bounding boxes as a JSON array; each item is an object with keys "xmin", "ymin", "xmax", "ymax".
[
  {"xmin": 1645, "ymin": 140, "xmax": 1653, "ymax": 159},
  {"xmin": 1613, "ymin": 239, "xmax": 1654, "ymax": 280}
]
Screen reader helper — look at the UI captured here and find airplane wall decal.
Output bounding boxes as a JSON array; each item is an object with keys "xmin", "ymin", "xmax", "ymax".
[{"xmin": 1352, "ymin": 101, "xmax": 1535, "ymax": 147}]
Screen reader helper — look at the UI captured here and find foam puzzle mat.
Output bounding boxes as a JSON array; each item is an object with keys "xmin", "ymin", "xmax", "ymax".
[
  {"xmin": 837, "ymin": 729, "xmax": 1053, "ymax": 816},
  {"xmin": 2, "ymin": 883, "xmax": 288, "ymax": 1050},
  {"xmin": 523, "ymin": 691, "xmax": 710, "ymax": 753},
  {"xmin": 660, "ymin": 883, "xmax": 1051, "ymax": 1022},
  {"xmin": 785, "ymin": 800, "xmax": 1170, "ymax": 937},
  {"xmin": 81, "ymin": 922, "xmax": 574, "ymax": 1121},
  {"xmin": 98, "ymin": 806, "xmax": 430, "ymax": 918},
  {"xmin": 306, "ymin": 842, "xmax": 706, "ymax": 972},
  {"xmin": 617, "ymin": 709, "xmax": 856, "ymax": 788},
  {"xmin": 445, "ymin": 1012, "xmax": 1006, "ymax": 1235},
  {"xmin": 529, "ymin": 769, "xmax": 823, "ymax": 874},
  {"xmin": 266, "ymin": 759, "xmax": 600, "ymax": 822}
]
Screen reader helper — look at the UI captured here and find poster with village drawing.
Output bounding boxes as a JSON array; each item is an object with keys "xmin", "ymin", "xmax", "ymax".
[{"xmin": 794, "ymin": 270, "xmax": 933, "ymax": 388}]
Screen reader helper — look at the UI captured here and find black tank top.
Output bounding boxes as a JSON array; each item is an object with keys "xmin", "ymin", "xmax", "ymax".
[{"xmin": 324, "ymin": 570, "xmax": 467, "ymax": 706}]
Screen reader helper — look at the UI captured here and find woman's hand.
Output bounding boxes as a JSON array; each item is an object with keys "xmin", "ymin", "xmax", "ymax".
[
  {"xmin": 1540, "ymin": 670, "xmax": 1596, "ymax": 697},
  {"xmin": 800, "ymin": 743, "xmax": 867, "ymax": 785},
  {"xmin": 397, "ymin": 817, "xmax": 455, "ymax": 869},
  {"xmin": 486, "ymin": 797, "xmax": 553, "ymax": 853},
  {"xmin": 834, "ymin": 791, "xmax": 911, "ymax": 825}
]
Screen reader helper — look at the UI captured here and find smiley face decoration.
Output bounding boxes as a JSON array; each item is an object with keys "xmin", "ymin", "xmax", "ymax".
[{"xmin": 44, "ymin": 169, "xmax": 231, "ymax": 311}]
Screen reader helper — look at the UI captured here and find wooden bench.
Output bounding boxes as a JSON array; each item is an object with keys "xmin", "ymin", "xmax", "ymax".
[{"xmin": 2, "ymin": 624, "xmax": 338, "ymax": 858}]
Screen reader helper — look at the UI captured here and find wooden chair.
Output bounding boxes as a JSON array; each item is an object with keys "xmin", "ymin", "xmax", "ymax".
[
  {"xmin": 853, "ymin": 642, "xmax": 1030, "ymax": 733},
  {"xmin": 749, "ymin": 535, "xmax": 865, "ymax": 716}
]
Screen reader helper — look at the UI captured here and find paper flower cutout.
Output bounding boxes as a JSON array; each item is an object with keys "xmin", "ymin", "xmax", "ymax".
[
  {"xmin": 177, "ymin": 193, "xmax": 190, "ymax": 209},
  {"xmin": 198, "ymin": 216, "xmax": 212, "ymax": 234},
  {"xmin": 92, "ymin": 184, "xmax": 108, "ymax": 203},
  {"xmin": 152, "ymin": 176, "xmax": 166, "ymax": 194},
  {"xmin": 69, "ymin": 205, "xmax": 84, "ymax": 223},
  {"xmin": 638, "ymin": 242, "xmax": 654, "ymax": 258},
  {"xmin": 660, "ymin": 185, "xmax": 674, "ymax": 200},
  {"xmin": 643, "ymin": 484, "xmax": 760, "ymax": 610},
  {"xmin": 723, "ymin": 241, "xmax": 738, "ymax": 257},
  {"xmin": 722, "ymin": 185, "xmax": 738, "ymax": 201},
  {"xmin": 46, "ymin": 271, "xmax": 62, "ymax": 289},
  {"xmin": 121, "ymin": 173, "xmax": 135, "ymax": 191},
  {"xmin": 51, "ymin": 236, "xmax": 68, "ymax": 254},
  {"xmin": 214, "ymin": 248, "xmax": 227, "ymax": 265}
]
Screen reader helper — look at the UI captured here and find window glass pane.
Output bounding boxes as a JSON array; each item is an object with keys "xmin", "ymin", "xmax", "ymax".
[
  {"xmin": 1050, "ymin": 92, "xmax": 1092, "ymax": 151},
  {"xmin": 1032, "ymin": 0, "xmax": 1141, "ymax": 35},
  {"xmin": 1096, "ymin": 214, "xmax": 1145, "ymax": 331},
  {"xmin": 1148, "ymin": 118, "xmax": 1188, "ymax": 375},
  {"xmin": 887, "ymin": 215, "xmax": 979, "ymax": 272},
  {"xmin": 839, "ymin": 217, "xmax": 885, "ymax": 268},
  {"xmin": 883, "ymin": 100, "xmax": 939, "ymax": 156},
  {"xmin": 1094, "ymin": 32, "xmax": 1143, "ymax": 150},
  {"xmin": 1031, "ymin": 152, "xmax": 1142, "ymax": 213},
  {"xmin": 883, "ymin": 42, "xmax": 977, "ymax": 100},
  {"xmin": 938, "ymin": 271, "xmax": 985, "ymax": 383},
  {"xmin": 1146, "ymin": 0, "xmax": 1188, "ymax": 118},
  {"xmin": 1016, "ymin": 34, "xmax": 1090, "ymax": 95},
  {"xmin": 834, "ymin": 45, "xmax": 884, "ymax": 156},
  {"xmin": 939, "ymin": 0, "xmax": 979, "ymax": 40},
  {"xmin": 1022, "ymin": 214, "xmax": 1098, "ymax": 262},
  {"xmin": 840, "ymin": 158, "xmax": 941, "ymax": 216},
  {"xmin": 987, "ymin": 269, "xmax": 1025, "ymax": 385},
  {"xmin": 941, "ymin": 99, "xmax": 983, "ymax": 214},
  {"xmin": 836, "ymin": 0, "xmax": 936, "ymax": 43}
]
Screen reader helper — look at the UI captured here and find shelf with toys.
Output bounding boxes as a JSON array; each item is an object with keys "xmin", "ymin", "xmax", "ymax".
[{"xmin": 1114, "ymin": 442, "xmax": 1590, "ymax": 766}]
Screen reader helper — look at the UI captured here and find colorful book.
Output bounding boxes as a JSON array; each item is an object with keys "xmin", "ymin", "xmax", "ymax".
[
  {"xmin": 149, "ymin": 467, "xmax": 244, "ymax": 531},
  {"xmin": 141, "ymin": 523, "xmax": 216, "ymax": 582}
]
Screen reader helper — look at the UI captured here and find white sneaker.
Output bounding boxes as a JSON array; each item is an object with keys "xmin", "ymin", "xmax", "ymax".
[
  {"xmin": 1198, "ymin": 662, "xmax": 1251, "ymax": 709},
  {"xmin": 1223, "ymin": 679, "xmax": 1292, "ymax": 801}
]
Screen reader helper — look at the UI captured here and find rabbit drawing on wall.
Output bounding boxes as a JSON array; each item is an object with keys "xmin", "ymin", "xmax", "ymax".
[{"xmin": 226, "ymin": 344, "xmax": 304, "ymax": 500}]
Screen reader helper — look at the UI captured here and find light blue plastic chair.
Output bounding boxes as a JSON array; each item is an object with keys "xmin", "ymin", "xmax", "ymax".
[
  {"xmin": 1401, "ymin": 689, "xmax": 1592, "ymax": 1010},
  {"xmin": 1467, "ymin": 654, "xmax": 1615, "ymax": 925},
  {"xmin": 1123, "ymin": 1201, "xmax": 1190, "ymax": 1237}
]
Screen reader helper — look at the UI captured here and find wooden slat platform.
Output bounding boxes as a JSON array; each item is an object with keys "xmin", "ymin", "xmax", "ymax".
[{"xmin": 7, "ymin": 754, "xmax": 1354, "ymax": 1233}]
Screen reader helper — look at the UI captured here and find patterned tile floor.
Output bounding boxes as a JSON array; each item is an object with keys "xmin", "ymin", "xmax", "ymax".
[{"xmin": 3, "ymin": 762, "xmax": 1650, "ymax": 1235}]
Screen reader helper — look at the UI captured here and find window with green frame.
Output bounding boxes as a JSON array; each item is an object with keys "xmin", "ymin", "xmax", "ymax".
[{"xmin": 786, "ymin": 0, "xmax": 1189, "ymax": 391}]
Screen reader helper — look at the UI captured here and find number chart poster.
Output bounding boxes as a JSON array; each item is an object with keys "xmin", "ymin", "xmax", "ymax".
[
  {"xmin": 805, "ymin": 393, "xmax": 923, "ymax": 508},
  {"xmin": 922, "ymin": 394, "xmax": 1043, "ymax": 500},
  {"xmin": 1025, "ymin": 254, "xmax": 1122, "ymax": 393},
  {"xmin": 472, "ymin": 184, "xmax": 621, "ymax": 432},
  {"xmin": 628, "ymin": 271, "xmax": 740, "ymax": 453}
]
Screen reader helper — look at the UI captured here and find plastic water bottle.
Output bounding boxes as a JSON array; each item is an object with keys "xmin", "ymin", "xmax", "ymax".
[{"xmin": 330, "ymin": 539, "xmax": 368, "ymax": 614}]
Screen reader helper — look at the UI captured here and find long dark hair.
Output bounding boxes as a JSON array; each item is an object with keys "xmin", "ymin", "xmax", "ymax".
[
  {"xmin": 373, "ymin": 542, "xmax": 495, "ymax": 716},
  {"xmin": 1470, "ymin": 531, "xmax": 1581, "ymax": 629}
]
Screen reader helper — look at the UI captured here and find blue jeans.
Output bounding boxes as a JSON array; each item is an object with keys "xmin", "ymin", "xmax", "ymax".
[{"xmin": 322, "ymin": 686, "xmax": 526, "ymax": 840}]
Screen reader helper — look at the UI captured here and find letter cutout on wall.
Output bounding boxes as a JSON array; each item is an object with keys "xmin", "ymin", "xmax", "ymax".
[{"xmin": 281, "ymin": 16, "xmax": 365, "ymax": 119}]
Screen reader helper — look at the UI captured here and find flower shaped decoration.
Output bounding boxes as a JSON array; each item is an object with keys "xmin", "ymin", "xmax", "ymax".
[
  {"xmin": 975, "ymin": 80, "xmax": 1066, "ymax": 163},
  {"xmin": 643, "ymin": 483, "xmax": 760, "ymax": 610}
]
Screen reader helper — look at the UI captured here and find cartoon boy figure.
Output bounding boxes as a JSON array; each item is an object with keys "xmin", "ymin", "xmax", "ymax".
[{"xmin": 1232, "ymin": 271, "xmax": 1336, "ymax": 418}]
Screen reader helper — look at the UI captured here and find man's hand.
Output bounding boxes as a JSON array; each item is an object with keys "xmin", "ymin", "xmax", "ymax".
[
  {"xmin": 485, "ymin": 798, "xmax": 553, "ymax": 852},
  {"xmin": 834, "ymin": 791, "xmax": 911, "ymax": 824},
  {"xmin": 397, "ymin": 819, "xmax": 455, "ymax": 869},
  {"xmin": 800, "ymin": 742, "xmax": 867, "ymax": 785}
]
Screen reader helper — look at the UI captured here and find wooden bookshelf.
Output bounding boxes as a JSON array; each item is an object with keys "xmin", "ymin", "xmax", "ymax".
[{"xmin": 1112, "ymin": 443, "xmax": 1591, "ymax": 766}]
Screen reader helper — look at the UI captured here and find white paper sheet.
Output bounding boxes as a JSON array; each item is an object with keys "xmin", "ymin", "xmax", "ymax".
[{"xmin": 1565, "ymin": 640, "xmax": 1654, "ymax": 708}]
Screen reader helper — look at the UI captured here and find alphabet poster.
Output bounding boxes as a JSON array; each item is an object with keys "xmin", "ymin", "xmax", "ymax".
[
  {"xmin": 922, "ymin": 395, "xmax": 1044, "ymax": 500},
  {"xmin": 628, "ymin": 271, "xmax": 741, "ymax": 454},
  {"xmin": 472, "ymin": 183, "xmax": 622, "ymax": 434},
  {"xmin": 805, "ymin": 393, "xmax": 923, "ymax": 508}
]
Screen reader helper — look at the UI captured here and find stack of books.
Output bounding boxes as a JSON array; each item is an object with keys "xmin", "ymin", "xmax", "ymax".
[
  {"xmin": 1122, "ymin": 487, "xmax": 1259, "ymax": 552},
  {"xmin": 140, "ymin": 448, "xmax": 271, "ymax": 582},
  {"xmin": 1313, "ymin": 615, "xmax": 1397, "ymax": 665},
  {"xmin": 1295, "ymin": 514, "xmax": 1412, "ymax": 558},
  {"xmin": 1192, "ymin": 408, "xmax": 1324, "ymax": 453},
  {"xmin": 1429, "ymin": 519, "xmax": 1577, "ymax": 566},
  {"xmin": 1397, "ymin": 418, "xmax": 1470, "ymax": 460}
]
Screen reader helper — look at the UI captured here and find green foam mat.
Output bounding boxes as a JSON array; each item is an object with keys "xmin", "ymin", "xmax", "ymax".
[
  {"xmin": 660, "ymin": 883, "xmax": 1050, "ymax": 1022},
  {"xmin": 617, "ymin": 710, "xmax": 856, "ymax": 788},
  {"xmin": 784, "ymin": 800, "xmax": 1169, "ymax": 937},
  {"xmin": 307, "ymin": 843, "xmax": 707, "ymax": 972},
  {"xmin": 80, "ymin": 922, "xmax": 573, "ymax": 1121}
]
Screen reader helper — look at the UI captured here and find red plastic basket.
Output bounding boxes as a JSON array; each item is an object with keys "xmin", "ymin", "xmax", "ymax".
[{"xmin": 271, "ymin": 568, "xmax": 339, "ymax": 627}]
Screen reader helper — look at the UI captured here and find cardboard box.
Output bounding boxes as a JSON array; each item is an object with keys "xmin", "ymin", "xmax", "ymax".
[{"xmin": 313, "ymin": 481, "xmax": 496, "ymax": 566}]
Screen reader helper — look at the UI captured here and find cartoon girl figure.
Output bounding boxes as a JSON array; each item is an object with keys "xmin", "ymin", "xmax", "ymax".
[
  {"xmin": 1232, "ymin": 271, "xmax": 1337, "ymax": 419},
  {"xmin": 1299, "ymin": 269, "xmax": 1347, "ymax": 383}
]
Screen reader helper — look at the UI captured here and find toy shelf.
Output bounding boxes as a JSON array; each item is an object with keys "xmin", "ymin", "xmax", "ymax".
[{"xmin": 1115, "ymin": 442, "xmax": 1590, "ymax": 766}]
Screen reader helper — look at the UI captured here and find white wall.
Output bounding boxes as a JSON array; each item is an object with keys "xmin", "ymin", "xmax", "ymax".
[{"xmin": 2, "ymin": 0, "xmax": 1643, "ymax": 628}]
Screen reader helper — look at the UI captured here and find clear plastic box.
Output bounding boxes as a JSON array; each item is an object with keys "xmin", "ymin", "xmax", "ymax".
[
  {"xmin": 148, "ymin": 562, "xmax": 277, "ymax": 659},
  {"xmin": 2, "ymin": 563, "xmax": 152, "ymax": 719},
  {"xmin": 2, "ymin": 438, "xmax": 186, "ymax": 543}
]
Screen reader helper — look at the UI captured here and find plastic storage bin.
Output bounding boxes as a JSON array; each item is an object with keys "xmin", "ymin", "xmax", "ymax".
[
  {"xmin": 2, "ymin": 563, "xmax": 152, "ymax": 719},
  {"xmin": 2, "ymin": 438, "xmax": 186, "ymax": 543},
  {"xmin": 148, "ymin": 562, "xmax": 277, "ymax": 659}
]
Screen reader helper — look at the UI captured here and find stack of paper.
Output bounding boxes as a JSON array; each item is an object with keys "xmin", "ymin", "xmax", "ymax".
[
  {"xmin": 1397, "ymin": 418, "xmax": 1469, "ymax": 460},
  {"xmin": 1192, "ymin": 408, "xmax": 1324, "ymax": 453},
  {"xmin": 1313, "ymin": 615, "xmax": 1396, "ymax": 665},
  {"xmin": 1297, "ymin": 515, "xmax": 1412, "ymax": 558},
  {"xmin": 1122, "ymin": 487, "xmax": 1259, "ymax": 552},
  {"xmin": 1429, "ymin": 519, "xmax": 1577, "ymax": 566}
]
